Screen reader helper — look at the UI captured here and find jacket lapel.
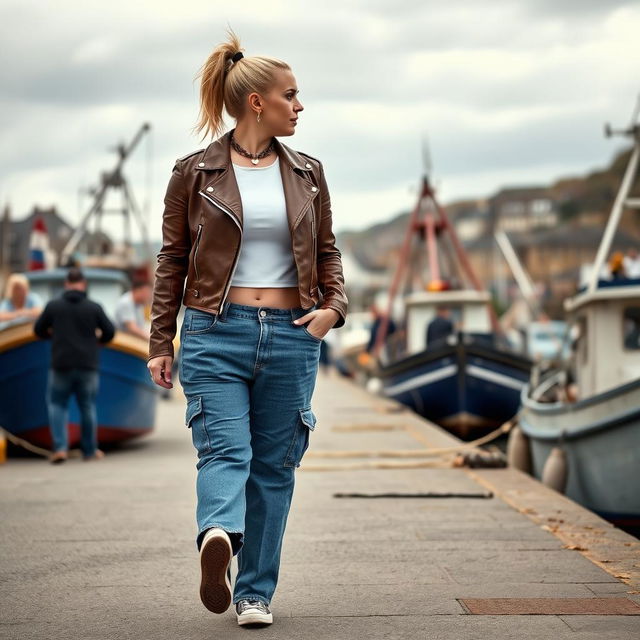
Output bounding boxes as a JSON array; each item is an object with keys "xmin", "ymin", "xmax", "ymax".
[{"xmin": 196, "ymin": 129, "xmax": 320, "ymax": 233}]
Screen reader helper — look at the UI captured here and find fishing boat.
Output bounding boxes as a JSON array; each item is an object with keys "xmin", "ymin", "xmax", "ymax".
[
  {"xmin": 368, "ymin": 147, "xmax": 532, "ymax": 439},
  {"xmin": 0, "ymin": 124, "xmax": 159, "ymax": 452},
  {"xmin": 0, "ymin": 268, "xmax": 157, "ymax": 449},
  {"xmin": 516, "ymin": 101, "xmax": 640, "ymax": 529}
]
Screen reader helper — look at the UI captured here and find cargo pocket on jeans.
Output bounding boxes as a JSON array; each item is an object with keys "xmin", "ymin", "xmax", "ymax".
[
  {"xmin": 283, "ymin": 407, "xmax": 317, "ymax": 468},
  {"xmin": 185, "ymin": 395, "xmax": 211, "ymax": 455}
]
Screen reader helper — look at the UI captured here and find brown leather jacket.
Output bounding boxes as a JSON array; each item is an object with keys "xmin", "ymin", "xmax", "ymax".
[{"xmin": 148, "ymin": 128, "xmax": 348, "ymax": 362}]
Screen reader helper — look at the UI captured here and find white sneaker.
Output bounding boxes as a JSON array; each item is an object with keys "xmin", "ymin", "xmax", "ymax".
[
  {"xmin": 235, "ymin": 599, "xmax": 273, "ymax": 625},
  {"xmin": 199, "ymin": 527, "xmax": 232, "ymax": 613}
]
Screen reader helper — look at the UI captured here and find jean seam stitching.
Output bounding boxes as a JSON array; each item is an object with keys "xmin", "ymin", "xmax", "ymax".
[
  {"xmin": 283, "ymin": 415, "xmax": 300, "ymax": 467},
  {"xmin": 283, "ymin": 410, "xmax": 311, "ymax": 468},
  {"xmin": 187, "ymin": 397, "xmax": 212, "ymax": 454},
  {"xmin": 301, "ymin": 324, "xmax": 323, "ymax": 341},
  {"xmin": 184, "ymin": 319, "xmax": 218, "ymax": 335}
]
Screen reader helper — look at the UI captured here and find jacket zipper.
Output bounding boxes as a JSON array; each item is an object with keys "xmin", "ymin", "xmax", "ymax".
[
  {"xmin": 220, "ymin": 240, "xmax": 241, "ymax": 309},
  {"xmin": 311, "ymin": 211, "xmax": 317, "ymax": 292},
  {"xmin": 291, "ymin": 183, "xmax": 319, "ymax": 296},
  {"xmin": 198, "ymin": 190, "xmax": 242, "ymax": 309},
  {"xmin": 193, "ymin": 223, "xmax": 203, "ymax": 288}
]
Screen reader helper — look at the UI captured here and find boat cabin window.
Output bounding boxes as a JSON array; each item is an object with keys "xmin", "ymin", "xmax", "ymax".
[{"xmin": 623, "ymin": 307, "xmax": 640, "ymax": 350}]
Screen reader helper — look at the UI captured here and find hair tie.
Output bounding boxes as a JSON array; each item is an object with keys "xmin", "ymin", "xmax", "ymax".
[{"xmin": 231, "ymin": 51, "xmax": 244, "ymax": 63}]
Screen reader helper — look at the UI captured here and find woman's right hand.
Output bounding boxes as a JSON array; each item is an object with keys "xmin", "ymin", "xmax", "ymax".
[{"xmin": 148, "ymin": 355, "xmax": 174, "ymax": 389}]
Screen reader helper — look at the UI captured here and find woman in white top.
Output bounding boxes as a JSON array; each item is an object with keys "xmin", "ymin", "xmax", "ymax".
[{"xmin": 147, "ymin": 27, "xmax": 347, "ymax": 626}]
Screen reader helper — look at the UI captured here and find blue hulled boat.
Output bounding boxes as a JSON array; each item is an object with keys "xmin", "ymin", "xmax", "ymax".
[
  {"xmin": 377, "ymin": 290, "xmax": 531, "ymax": 439},
  {"xmin": 0, "ymin": 268, "xmax": 157, "ymax": 449}
]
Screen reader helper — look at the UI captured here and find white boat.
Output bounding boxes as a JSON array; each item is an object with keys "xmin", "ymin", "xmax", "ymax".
[{"xmin": 516, "ymin": 102, "xmax": 640, "ymax": 529}]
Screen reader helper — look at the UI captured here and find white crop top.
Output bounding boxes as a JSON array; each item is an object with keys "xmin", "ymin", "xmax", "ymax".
[{"xmin": 229, "ymin": 156, "xmax": 298, "ymax": 287}]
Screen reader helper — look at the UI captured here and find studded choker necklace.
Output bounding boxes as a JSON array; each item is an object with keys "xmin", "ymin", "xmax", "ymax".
[{"xmin": 230, "ymin": 131, "xmax": 275, "ymax": 165}]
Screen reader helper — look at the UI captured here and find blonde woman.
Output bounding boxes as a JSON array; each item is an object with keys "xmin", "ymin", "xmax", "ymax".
[
  {"xmin": 147, "ymin": 28, "xmax": 347, "ymax": 627},
  {"xmin": 0, "ymin": 273, "xmax": 43, "ymax": 331}
]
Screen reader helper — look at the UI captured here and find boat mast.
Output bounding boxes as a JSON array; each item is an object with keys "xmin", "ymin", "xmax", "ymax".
[
  {"xmin": 494, "ymin": 229, "xmax": 540, "ymax": 317},
  {"xmin": 586, "ymin": 95, "xmax": 640, "ymax": 294},
  {"xmin": 372, "ymin": 175, "xmax": 425, "ymax": 357}
]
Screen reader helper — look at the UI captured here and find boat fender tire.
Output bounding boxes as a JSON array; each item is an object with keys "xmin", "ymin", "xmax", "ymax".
[
  {"xmin": 506, "ymin": 424, "xmax": 532, "ymax": 474},
  {"xmin": 541, "ymin": 446, "xmax": 568, "ymax": 494}
]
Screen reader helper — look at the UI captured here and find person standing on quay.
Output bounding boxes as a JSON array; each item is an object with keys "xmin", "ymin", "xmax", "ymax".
[
  {"xmin": 146, "ymin": 28, "xmax": 348, "ymax": 627},
  {"xmin": 34, "ymin": 267, "xmax": 115, "ymax": 463}
]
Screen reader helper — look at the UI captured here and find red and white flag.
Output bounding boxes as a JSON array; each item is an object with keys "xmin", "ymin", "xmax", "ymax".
[{"xmin": 28, "ymin": 216, "xmax": 50, "ymax": 271}]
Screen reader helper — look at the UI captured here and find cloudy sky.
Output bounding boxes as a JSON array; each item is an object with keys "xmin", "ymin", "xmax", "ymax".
[{"xmin": 1, "ymin": 0, "xmax": 638, "ymax": 244}]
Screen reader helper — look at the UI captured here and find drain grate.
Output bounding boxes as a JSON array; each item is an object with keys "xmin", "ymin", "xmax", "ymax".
[{"xmin": 459, "ymin": 597, "xmax": 640, "ymax": 615}]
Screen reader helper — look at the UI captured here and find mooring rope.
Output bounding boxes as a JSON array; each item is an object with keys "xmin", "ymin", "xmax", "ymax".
[
  {"xmin": 0, "ymin": 426, "xmax": 83, "ymax": 459},
  {"xmin": 306, "ymin": 418, "xmax": 514, "ymax": 459}
]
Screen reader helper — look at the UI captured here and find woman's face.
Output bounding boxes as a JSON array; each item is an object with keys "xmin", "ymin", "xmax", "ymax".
[
  {"xmin": 256, "ymin": 68, "xmax": 304, "ymax": 137},
  {"xmin": 11, "ymin": 282, "xmax": 27, "ymax": 307}
]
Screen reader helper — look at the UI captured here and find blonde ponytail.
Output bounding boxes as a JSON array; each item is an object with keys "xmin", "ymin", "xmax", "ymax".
[{"xmin": 192, "ymin": 25, "xmax": 290, "ymax": 142}]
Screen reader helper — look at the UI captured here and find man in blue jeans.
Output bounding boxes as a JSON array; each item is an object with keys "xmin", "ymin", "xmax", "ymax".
[{"xmin": 33, "ymin": 267, "xmax": 115, "ymax": 463}]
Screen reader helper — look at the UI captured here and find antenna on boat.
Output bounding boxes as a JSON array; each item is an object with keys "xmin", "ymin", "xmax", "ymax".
[
  {"xmin": 421, "ymin": 133, "xmax": 433, "ymax": 181},
  {"xmin": 60, "ymin": 123, "xmax": 154, "ymax": 268},
  {"xmin": 587, "ymin": 94, "xmax": 640, "ymax": 294}
]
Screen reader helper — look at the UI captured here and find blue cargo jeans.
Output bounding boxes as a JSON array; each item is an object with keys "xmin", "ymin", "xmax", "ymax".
[{"xmin": 178, "ymin": 301, "xmax": 322, "ymax": 606}]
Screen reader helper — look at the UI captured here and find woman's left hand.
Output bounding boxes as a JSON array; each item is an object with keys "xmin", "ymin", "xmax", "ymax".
[{"xmin": 293, "ymin": 308, "xmax": 340, "ymax": 340}]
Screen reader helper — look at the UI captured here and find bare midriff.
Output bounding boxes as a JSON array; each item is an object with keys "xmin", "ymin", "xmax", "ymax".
[{"xmin": 226, "ymin": 286, "xmax": 302, "ymax": 309}]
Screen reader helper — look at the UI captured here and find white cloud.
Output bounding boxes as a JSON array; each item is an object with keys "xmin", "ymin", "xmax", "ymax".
[{"xmin": 71, "ymin": 36, "xmax": 120, "ymax": 65}]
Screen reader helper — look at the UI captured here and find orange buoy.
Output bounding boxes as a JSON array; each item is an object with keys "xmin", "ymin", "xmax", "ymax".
[{"xmin": 0, "ymin": 428, "xmax": 7, "ymax": 464}]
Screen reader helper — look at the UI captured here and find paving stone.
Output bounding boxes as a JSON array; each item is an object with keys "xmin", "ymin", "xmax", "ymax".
[{"xmin": 460, "ymin": 597, "xmax": 640, "ymax": 614}]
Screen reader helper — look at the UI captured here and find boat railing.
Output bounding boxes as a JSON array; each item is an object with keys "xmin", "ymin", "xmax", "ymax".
[
  {"xmin": 529, "ymin": 368, "xmax": 565, "ymax": 403},
  {"xmin": 578, "ymin": 277, "xmax": 640, "ymax": 293}
]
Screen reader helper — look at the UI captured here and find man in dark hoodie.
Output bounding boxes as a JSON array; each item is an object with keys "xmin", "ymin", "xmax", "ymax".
[{"xmin": 34, "ymin": 267, "xmax": 115, "ymax": 463}]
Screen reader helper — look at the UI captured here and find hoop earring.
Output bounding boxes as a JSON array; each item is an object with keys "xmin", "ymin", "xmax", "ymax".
[{"xmin": 257, "ymin": 111, "xmax": 261, "ymax": 123}]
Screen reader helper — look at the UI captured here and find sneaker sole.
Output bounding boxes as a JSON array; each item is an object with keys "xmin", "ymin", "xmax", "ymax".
[
  {"xmin": 237, "ymin": 611, "xmax": 273, "ymax": 626},
  {"xmin": 199, "ymin": 534, "xmax": 232, "ymax": 613}
]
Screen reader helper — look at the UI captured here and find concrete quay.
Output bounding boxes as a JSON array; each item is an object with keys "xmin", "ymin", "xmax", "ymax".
[{"xmin": 1, "ymin": 367, "xmax": 639, "ymax": 639}]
